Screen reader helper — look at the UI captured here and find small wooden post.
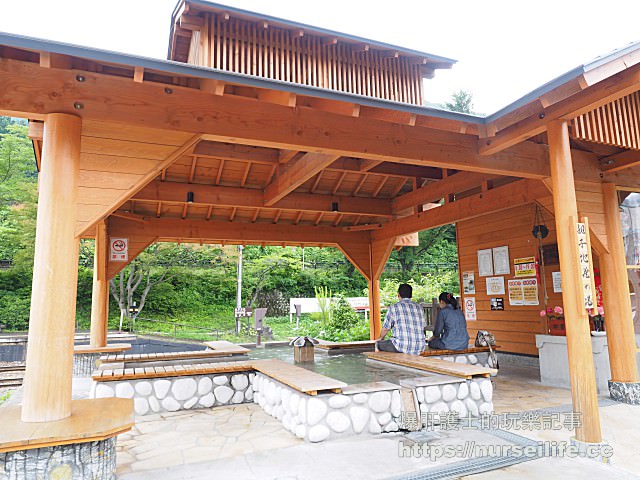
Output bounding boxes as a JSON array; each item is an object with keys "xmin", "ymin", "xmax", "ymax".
[
  {"xmin": 368, "ymin": 277, "xmax": 382, "ymax": 340},
  {"xmin": 547, "ymin": 120, "xmax": 602, "ymax": 443},
  {"xmin": 600, "ymin": 183, "xmax": 639, "ymax": 383},
  {"xmin": 21, "ymin": 113, "xmax": 81, "ymax": 422},
  {"xmin": 90, "ymin": 220, "xmax": 109, "ymax": 348}
]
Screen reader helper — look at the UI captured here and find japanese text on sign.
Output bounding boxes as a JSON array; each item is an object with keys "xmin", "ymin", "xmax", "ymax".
[{"xmin": 576, "ymin": 223, "xmax": 594, "ymax": 310}]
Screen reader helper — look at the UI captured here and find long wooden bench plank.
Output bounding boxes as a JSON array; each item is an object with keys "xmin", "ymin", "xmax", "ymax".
[
  {"xmin": 93, "ymin": 360, "xmax": 255, "ymax": 382},
  {"xmin": 100, "ymin": 349, "xmax": 247, "ymax": 364},
  {"xmin": 420, "ymin": 346, "xmax": 500, "ymax": 357},
  {"xmin": 364, "ymin": 352, "xmax": 493, "ymax": 379},
  {"xmin": 203, "ymin": 340, "xmax": 251, "ymax": 354},
  {"xmin": 74, "ymin": 343, "xmax": 132, "ymax": 354},
  {"xmin": 315, "ymin": 340, "xmax": 377, "ymax": 350},
  {"xmin": 251, "ymin": 359, "xmax": 346, "ymax": 395}
]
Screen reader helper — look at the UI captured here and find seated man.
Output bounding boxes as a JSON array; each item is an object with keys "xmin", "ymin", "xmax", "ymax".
[
  {"xmin": 375, "ymin": 283, "xmax": 425, "ymax": 355},
  {"xmin": 428, "ymin": 291, "xmax": 469, "ymax": 351}
]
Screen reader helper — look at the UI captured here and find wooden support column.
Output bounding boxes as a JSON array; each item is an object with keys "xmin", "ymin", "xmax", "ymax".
[
  {"xmin": 547, "ymin": 120, "xmax": 602, "ymax": 443},
  {"xmin": 90, "ymin": 220, "xmax": 109, "ymax": 348},
  {"xmin": 338, "ymin": 237, "xmax": 394, "ymax": 340},
  {"xmin": 21, "ymin": 113, "xmax": 81, "ymax": 423},
  {"xmin": 368, "ymin": 239, "xmax": 395, "ymax": 340},
  {"xmin": 601, "ymin": 183, "xmax": 639, "ymax": 383}
]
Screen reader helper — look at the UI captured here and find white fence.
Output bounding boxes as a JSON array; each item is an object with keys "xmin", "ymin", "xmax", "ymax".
[{"xmin": 288, "ymin": 297, "xmax": 369, "ymax": 322}]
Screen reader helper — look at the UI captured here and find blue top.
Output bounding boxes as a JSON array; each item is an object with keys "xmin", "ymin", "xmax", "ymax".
[
  {"xmin": 433, "ymin": 305, "xmax": 469, "ymax": 350},
  {"xmin": 382, "ymin": 298, "xmax": 426, "ymax": 355}
]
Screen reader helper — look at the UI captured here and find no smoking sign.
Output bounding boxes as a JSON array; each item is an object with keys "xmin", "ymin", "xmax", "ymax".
[
  {"xmin": 110, "ymin": 237, "xmax": 128, "ymax": 262},
  {"xmin": 464, "ymin": 297, "xmax": 477, "ymax": 321}
]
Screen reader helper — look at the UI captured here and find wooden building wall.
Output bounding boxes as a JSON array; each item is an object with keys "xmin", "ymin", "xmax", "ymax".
[
  {"xmin": 456, "ymin": 203, "xmax": 563, "ymax": 355},
  {"xmin": 187, "ymin": 13, "xmax": 424, "ymax": 104}
]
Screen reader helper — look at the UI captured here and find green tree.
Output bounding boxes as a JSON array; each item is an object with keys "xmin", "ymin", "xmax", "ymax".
[
  {"xmin": 445, "ymin": 90, "xmax": 474, "ymax": 114},
  {"xmin": 0, "ymin": 121, "xmax": 38, "ymax": 266}
]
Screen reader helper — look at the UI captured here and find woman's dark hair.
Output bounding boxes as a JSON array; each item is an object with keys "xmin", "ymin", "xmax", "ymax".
[{"xmin": 439, "ymin": 292, "xmax": 458, "ymax": 309}]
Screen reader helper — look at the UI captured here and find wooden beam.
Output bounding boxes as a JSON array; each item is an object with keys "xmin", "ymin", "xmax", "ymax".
[
  {"xmin": 264, "ymin": 153, "xmax": 339, "ymax": 205},
  {"xmin": 108, "ymin": 216, "xmax": 370, "ymax": 246},
  {"xmin": 392, "ymin": 172, "xmax": 500, "ymax": 213},
  {"xmin": 0, "ymin": 58, "xmax": 599, "ymax": 180},
  {"xmin": 193, "ymin": 141, "xmax": 278, "ymax": 165},
  {"xmin": 279, "ymin": 149, "xmax": 298, "ymax": 164},
  {"xmin": 257, "ymin": 90, "xmax": 297, "ymax": 107},
  {"xmin": 480, "ymin": 62, "xmax": 640, "ymax": 156},
  {"xmin": 373, "ymin": 179, "xmax": 548, "ymax": 240},
  {"xmin": 599, "ymin": 150, "xmax": 640, "ymax": 172},
  {"xmin": 200, "ymin": 78, "xmax": 225, "ymax": 96},
  {"xmin": 133, "ymin": 181, "xmax": 392, "ymax": 216}
]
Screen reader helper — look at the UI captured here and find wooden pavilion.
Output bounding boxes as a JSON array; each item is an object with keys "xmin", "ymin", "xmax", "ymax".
[{"xmin": 1, "ymin": 0, "xmax": 639, "ymax": 465}]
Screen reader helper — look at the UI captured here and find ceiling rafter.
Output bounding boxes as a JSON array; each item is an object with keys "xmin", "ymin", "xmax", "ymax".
[{"xmin": 263, "ymin": 152, "xmax": 339, "ymax": 205}]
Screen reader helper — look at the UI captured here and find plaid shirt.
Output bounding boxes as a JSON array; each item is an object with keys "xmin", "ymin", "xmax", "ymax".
[{"xmin": 382, "ymin": 298, "xmax": 426, "ymax": 355}]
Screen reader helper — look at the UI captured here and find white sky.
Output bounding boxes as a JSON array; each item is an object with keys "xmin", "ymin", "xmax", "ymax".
[{"xmin": 1, "ymin": 0, "xmax": 639, "ymax": 115}]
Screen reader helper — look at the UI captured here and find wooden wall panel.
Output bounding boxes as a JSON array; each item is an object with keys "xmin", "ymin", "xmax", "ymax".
[{"xmin": 457, "ymin": 203, "xmax": 564, "ymax": 356}]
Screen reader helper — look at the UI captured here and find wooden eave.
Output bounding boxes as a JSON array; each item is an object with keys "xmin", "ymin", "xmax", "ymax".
[{"xmin": 480, "ymin": 42, "xmax": 640, "ymax": 156}]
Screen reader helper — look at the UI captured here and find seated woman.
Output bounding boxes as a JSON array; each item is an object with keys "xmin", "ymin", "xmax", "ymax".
[{"xmin": 428, "ymin": 292, "xmax": 469, "ymax": 351}]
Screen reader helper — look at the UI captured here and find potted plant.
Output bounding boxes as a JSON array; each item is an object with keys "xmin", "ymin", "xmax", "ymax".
[{"xmin": 540, "ymin": 306, "xmax": 565, "ymax": 335}]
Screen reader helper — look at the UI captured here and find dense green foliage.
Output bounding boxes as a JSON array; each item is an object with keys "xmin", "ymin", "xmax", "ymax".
[{"xmin": 0, "ymin": 115, "xmax": 461, "ymax": 341}]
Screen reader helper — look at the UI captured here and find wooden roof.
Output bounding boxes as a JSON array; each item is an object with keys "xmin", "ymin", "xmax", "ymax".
[{"xmin": 2, "ymin": 16, "xmax": 640, "ymax": 278}]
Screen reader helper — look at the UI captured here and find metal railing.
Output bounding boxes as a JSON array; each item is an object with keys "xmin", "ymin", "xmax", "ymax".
[{"xmin": 127, "ymin": 316, "xmax": 226, "ymax": 340}]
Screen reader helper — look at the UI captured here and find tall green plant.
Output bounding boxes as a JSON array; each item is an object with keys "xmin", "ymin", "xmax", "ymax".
[{"xmin": 314, "ymin": 285, "xmax": 332, "ymax": 328}]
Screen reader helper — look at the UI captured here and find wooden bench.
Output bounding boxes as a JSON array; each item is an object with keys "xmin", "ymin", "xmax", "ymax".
[
  {"xmin": 92, "ymin": 360, "xmax": 255, "ymax": 382},
  {"xmin": 251, "ymin": 359, "xmax": 347, "ymax": 395},
  {"xmin": 74, "ymin": 343, "xmax": 132, "ymax": 354},
  {"xmin": 364, "ymin": 352, "xmax": 494, "ymax": 379},
  {"xmin": 315, "ymin": 340, "xmax": 377, "ymax": 351},
  {"xmin": 100, "ymin": 349, "xmax": 246, "ymax": 364},
  {"xmin": 420, "ymin": 345, "xmax": 499, "ymax": 357},
  {"xmin": 203, "ymin": 340, "xmax": 251, "ymax": 355},
  {"xmin": 92, "ymin": 358, "xmax": 347, "ymax": 396}
]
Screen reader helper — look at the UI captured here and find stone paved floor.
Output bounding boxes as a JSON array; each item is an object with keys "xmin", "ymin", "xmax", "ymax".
[
  {"xmin": 3, "ymin": 362, "xmax": 638, "ymax": 479},
  {"xmin": 116, "ymin": 404, "xmax": 303, "ymax": 476}
]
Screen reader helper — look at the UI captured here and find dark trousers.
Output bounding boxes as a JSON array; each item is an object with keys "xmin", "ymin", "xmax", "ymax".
[
  {"xmin": 376, "ymin": 339, "xmax": 399, "ymax": 352},
  {"xmin": 428, "ymin": 337, "xmax": 446, "ymax": 350}
]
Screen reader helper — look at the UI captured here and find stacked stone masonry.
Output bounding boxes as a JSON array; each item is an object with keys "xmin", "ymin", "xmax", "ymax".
[
  {"xmin": 0, "ymin": 438, "xmax": 116, "ymax": 480},
  {"xmin": 414, "ymin": 378, "xmax": 494, "ymax": 426},
  {"xmin": 90, "ymin": 369, "xmax": 494, "ymax": 443},
  {"xmin": 252, "ymin": 373, "xmax": 402, "ymax": 442},
  {"xmin": 91, "ymin": 372, "xmax": 255, "ymax": 415}
]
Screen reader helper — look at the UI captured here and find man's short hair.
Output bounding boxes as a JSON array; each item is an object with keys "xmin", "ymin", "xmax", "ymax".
[{"xmin": 398, "ymin": 283, "xmax": 412, "ymax": 299}]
